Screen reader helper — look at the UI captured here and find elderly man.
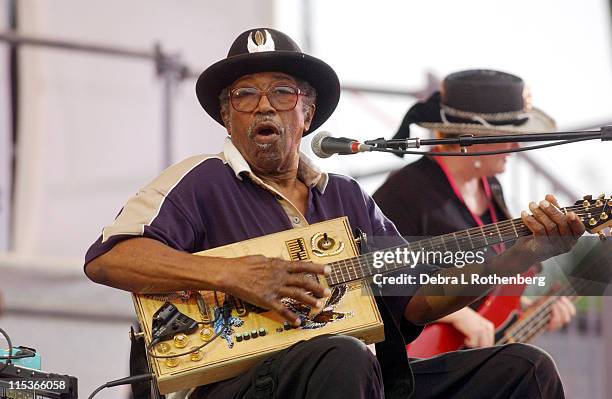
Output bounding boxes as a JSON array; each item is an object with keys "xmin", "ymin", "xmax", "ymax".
[{"xmin": 85, "ymin": 28, "xmax": 584, "ymax": 399}]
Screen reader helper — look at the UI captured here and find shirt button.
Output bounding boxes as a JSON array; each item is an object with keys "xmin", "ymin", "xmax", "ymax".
[{"xmin": 292, "ymin": 216, "xmax": 301, "ymax": 225}]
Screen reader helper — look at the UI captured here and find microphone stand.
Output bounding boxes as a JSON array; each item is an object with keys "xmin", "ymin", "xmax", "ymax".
[{"xmin": 364, "ymin": 126, "xmax": 612, "ymax": 153}]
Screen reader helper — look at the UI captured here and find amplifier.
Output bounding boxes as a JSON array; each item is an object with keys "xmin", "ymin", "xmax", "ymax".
[{"xmin": 0, "ymin": 363, "xmax": 77, "ymax": 399}]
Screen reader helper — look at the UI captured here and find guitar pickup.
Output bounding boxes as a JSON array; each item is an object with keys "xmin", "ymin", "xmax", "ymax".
[{"xmin": 151, "ymin": 302, "xmax": 198, "ymax": 344}]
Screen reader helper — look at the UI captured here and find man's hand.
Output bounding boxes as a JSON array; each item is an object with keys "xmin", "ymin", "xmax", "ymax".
[
  {"xmin": 547, "ymin": 296, "xmax": 576, "ymax": 331},
  {"xmin": 516, "ymin": 194, "xmax": 585, "ymax": 266},
  {"xmin": 220, "ymin": 255, "xmax": 331, "ymax": 326}
]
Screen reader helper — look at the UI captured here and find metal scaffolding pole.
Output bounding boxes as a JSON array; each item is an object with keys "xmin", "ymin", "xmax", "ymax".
[{"xmin": 0, "ymin": 30, "xmax": 194, "ymax": 168}]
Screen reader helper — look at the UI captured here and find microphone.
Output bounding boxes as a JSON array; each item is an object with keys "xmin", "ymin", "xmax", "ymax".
[{"xmin": 310, "ymin": 131, "xmax": 373, "ymax": 158}]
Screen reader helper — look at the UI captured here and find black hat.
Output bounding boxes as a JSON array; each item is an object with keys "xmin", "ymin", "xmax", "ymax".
[
  {"xmin": 393, "ymin": 69, "xmax": 555, "ymax": 141},
  {"xmin": 196, "ymin": 28, "xmax": 340, "ymax": 135}
]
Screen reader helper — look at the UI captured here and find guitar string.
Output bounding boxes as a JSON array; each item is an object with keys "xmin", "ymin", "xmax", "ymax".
[
  {"xmin": 496, "ymin": 297, "xmax": 575, "ymax": 345},
  {"xmin": 450, "ymin": 231, "xmax": 603, "ymax": 345},
  {"xmin": 332, "ymin": 204, "xmax": 606, "ymax": 284},
  {"xmin": 326, "ymin": 204, "xmax": 602, "ymax": 285},
  {"xmin": 498, "ymin": 266, "xmax": 601, "ymax": 345},
  {"xmin": 323, "ymin": 202, "xmax": 605, "ymax": 345},
  {"xmin": 500, "ymin": 276, "xmax": 587, "ymax": 344},
  {"xmin": 326, "ymin": 204, "xmax": 605, "ymax": 343},
  {"xmin": 326, "ymin": 206, "xmax": 580, "ymax": 284}
]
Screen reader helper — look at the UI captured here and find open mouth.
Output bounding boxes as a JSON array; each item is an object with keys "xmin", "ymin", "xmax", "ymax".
[{"xmin": 251, "ymin": 121, "xmax": 281, "ymax": 145}]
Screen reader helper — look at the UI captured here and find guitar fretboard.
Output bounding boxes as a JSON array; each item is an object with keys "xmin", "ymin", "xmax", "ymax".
[{"xmin": 325, "ymin": 204, "xmax": 587, "ymax": 286}]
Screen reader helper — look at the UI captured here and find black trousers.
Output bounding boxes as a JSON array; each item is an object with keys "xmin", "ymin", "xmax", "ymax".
[{"xmin": 190, "ymin": 335, "xmax": 564, "ymax": 399}]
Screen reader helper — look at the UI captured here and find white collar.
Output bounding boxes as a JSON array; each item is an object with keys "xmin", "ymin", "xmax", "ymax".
[{"xmin": 223, "ymin": 137, "xmax": 329, "ymax": 193}]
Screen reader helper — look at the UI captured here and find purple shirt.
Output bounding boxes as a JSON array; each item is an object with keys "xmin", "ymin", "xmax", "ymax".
[
  {"xmin": 85, "ymin": 138, "xmax": 430, "ymax": 395},
  {"xmin": 85, "ymin": 138, "xmax": 401, "ymax": 264},
  {"xmin": 88, "ymin": 138, "xmax": 432, "ymax": 374}
]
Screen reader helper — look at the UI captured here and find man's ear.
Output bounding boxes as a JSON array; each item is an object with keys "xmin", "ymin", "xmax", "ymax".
[
  {"xmin": 303, "ymin": 103, "xmax": 316, "ymax": 133},
  {"xmin": 220, "ymin": 109, "xmax": 231, "ymax": 135}
]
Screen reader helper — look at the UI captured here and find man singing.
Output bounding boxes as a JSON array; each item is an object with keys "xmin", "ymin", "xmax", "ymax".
[{"xmin": 85, "ymin": 28, "xmax": 584, "ymax": 398}]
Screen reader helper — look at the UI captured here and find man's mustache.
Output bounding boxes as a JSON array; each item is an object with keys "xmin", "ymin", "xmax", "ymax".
[{"xmin": 247, "ymin": 117, "xmax": 284, "ymax": 139}]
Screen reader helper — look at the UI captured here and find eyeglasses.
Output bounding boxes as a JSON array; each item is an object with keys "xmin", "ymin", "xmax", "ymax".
[{"xmin": 229, "ymin": 85, "xmax": 303, "ymax": 112}]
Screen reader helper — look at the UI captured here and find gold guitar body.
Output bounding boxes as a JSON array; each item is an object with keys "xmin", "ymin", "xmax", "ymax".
[{"xmin": 132, "ymin": 217, "xmax": 384, "ymax": 394}]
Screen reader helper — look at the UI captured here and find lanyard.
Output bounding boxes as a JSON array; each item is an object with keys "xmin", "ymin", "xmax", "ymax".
[{"xmin": 432, "ymin": 156, "xmax": 505, "ymax": 254}]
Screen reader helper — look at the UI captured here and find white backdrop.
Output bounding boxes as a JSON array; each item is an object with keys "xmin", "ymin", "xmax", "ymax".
[{"xmin": 12, "ymin": 0, "xmax": 275, "ymax": 259}]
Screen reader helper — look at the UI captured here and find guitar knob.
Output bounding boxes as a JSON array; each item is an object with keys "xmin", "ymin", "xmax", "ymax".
[
  {"xmin": 174, "ymin": 333, "xmax": 189, "ymax": 348},
  {"xmin": 190, "ymin": 347, "xmax": 203, "ymax": 362},
  {"xmin": 165, "ymin": 353, "xmax": 180, "ymax": 368},
  {"xmin": 156, "ymin": 342, "xmax": 171, "ymax": 354},
  {"xmin": 200, "ymin": 327, "xmax": 213, "ymax": 341}
]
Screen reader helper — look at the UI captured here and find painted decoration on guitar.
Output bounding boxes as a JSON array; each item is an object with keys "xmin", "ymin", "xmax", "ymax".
[
  {"xmin": 212, "ymin": 307, "xmax": 244, "ymax": 349},
  {"xmin": 282, "ymin": 285, "xmax": 353, "ymax": 329}
]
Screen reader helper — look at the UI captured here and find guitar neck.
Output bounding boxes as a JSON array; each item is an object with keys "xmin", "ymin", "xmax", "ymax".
[
  {"xmin": 325, "ymin": 203, "xmax": 588, "ymax": 287},
  {"xmin": 497, "ymin": 293, "xmax": 580, "ymax": 345}
]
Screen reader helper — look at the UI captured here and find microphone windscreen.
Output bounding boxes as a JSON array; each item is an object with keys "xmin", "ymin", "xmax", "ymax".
[{"xmin": 310, "ymin": 131, "xmax": 333, "ymax": 158}]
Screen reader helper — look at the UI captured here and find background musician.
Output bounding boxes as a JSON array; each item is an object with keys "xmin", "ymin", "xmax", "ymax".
[{"xmin": 374, "ymin": 69, "xmax": 576, "ymax": 350}]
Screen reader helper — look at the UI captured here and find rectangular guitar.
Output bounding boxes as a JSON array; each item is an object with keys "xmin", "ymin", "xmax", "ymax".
[{"xmin": 133, "ymin": 217, "xmax": 384, "ymax": 395}]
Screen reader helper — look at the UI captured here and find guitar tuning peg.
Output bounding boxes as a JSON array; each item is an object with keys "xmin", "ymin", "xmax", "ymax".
[
  {"xmin": 598, "ymin": 193, "xmax": 605, "ymax": 199},
  {"xmin": 583, "ymin": 195, "xmax": 593, "ymax": 201},
  {"xmin": 598, "ymin": 231, "xmax": 607, "ymax": 241}
]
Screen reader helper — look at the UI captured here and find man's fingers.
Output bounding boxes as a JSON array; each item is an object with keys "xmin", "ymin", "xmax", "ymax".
[
  {"xmin": 286, "ymin": 274, "xmax": 330, "ymax": 298},
  {"xmin": 278, "ymin": 286, "xmax": 321, "ymax": 308},
  {"xmin": 529, "ymin": 201, "xmax": 559, "ymax": 236},
  {"xmin": 521, "ymin": 210, "xmax": 546, "ymax": 236},
  {"xmin": 269, "ymin": 300, "xmax": 301, "ymax": 327},
  {"xmin": 539, "ymin": 200, "xmax": 572, "ymax": 236},
  {"xmin": 567, "ymin": 212, "xmax": 586, "ymax": 238},
  {"xmin": 287, "ymin": 261, "xmax": 331, "ymax": 277},
  {"xmin": 545, "ymin": 194, "xmax": 561, "ymax": 209}
]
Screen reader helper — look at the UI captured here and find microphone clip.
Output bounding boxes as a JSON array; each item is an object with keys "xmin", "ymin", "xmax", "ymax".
[{"xmin": 364, "ymin": 137, "xmax": 421, "ymax": 150}]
